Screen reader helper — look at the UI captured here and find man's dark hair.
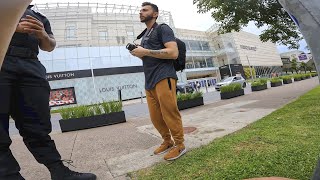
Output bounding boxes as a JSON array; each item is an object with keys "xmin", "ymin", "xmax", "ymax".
[{"xmin": 142, "ymin": 2, "xmax": 159, "ymax": 12}]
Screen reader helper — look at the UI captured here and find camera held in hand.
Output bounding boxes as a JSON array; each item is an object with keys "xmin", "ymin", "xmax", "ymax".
[{"xmin": 126, "ymin": 43, "xmax": 137, "ymax": 51}]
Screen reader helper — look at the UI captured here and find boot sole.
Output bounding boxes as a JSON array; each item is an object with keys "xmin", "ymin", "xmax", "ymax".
[
  {"xmin": 165, "ymin": 148, "xmax": 187, "ymax": 161},
  {"xmin": 154, "ymin": 146, "xmax": 173, "ymax": 155}
]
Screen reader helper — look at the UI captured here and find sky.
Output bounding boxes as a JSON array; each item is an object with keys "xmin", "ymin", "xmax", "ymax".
[{"xmin": 32, "ymin": 0, "xmax": 306, "ymax": 53}]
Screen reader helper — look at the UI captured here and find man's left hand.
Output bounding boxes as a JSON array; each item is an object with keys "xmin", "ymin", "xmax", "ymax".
[
  {"xmin": 19, "ymin": 15, "xmax": 48, "ymax": 40},
  {"xmin": 130, "ymin": 46, "xmax": 148, "ymax": 58}
]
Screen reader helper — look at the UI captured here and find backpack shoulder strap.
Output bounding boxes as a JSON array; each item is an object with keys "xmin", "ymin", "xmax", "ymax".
[{"xmin": 156, "ymin": 23, "xmax": 167, "ymax": 42}]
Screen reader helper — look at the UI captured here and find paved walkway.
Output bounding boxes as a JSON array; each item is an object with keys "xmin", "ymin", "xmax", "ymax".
[{"xmin": 9, "ymin": 78, "xmax": 319, "ymax": 180}]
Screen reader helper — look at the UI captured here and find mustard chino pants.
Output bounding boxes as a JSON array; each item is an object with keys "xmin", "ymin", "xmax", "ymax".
[{"xmin": 146, "ymin": 78, "xmax": 184, "ymax": 145}]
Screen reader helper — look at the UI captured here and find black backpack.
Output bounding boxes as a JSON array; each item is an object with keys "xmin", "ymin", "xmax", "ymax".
[
  {"xmin": 157, "ymin": 24, "xmax": 186, "ymax": 72},
  {"xmin": 136, "ymin": 23, "xmax": 186, "ymax": 72}
]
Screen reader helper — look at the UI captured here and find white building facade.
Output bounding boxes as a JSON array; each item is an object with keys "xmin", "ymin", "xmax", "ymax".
[{"xmin": 33, "ymin": 3, "xmax": 282, "ymax": 108}]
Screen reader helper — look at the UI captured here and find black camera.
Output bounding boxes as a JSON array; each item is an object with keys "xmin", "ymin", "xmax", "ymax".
[{"xmin": 126, "ymin": 43, "xmax": 137, "ymax": 51}]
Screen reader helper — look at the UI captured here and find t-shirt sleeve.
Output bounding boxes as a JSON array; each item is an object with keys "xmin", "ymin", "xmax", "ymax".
[
  {"xmin": 42, "ymin": 18, "xmax": 53, "ymax": 35},
  {"xmin": 160, "ymin": 24, "xmax": 176, "ymax": 44}
]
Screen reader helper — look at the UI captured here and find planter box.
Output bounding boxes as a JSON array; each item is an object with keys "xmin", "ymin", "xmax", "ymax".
[
  {"xmin": 59, "ymin": 111, "xmax": 126, "ymax": 133},
  {"xmin": 271, "ymin": 81, "xmax": 282, "ymax": 87},
  {"xmin": 251, "ymin": 84, "xmax": 267, "ymax": 91},
  {"xmin": 220, "ymin": 89, "xmax": 244, "ymax": 99},
  {"xmin": 177, "ymin": 97, "xmax": 204, "ymax": 110},
  {"xmin": 283, "ymin": 79, "xmax": 293, "ymax": 84}
]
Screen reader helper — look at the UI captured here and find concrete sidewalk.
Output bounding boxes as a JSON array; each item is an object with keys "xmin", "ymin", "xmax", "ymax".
[{"xmin": 10, "ymin": 78, "xmax": 319, "ymax": 180}]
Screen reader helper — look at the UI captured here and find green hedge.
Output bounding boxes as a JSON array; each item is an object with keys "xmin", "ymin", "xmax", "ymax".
[
  {"xmin": 177, "ymin": 92, "xmax": 203, "ymax": 102},
  {"xmin": 59, "ymin": 101, "xmax": 122, "ymax": 120},
  {"xmin": 293, "ymin": 74, "xmax": 302, "ymax": 80},
  {"xmin": 220, "ymin": 83, "xmax": 242, "ymax": 93},
  {"xmin": 251, "ymin": 78, "xmax": 267, "ymax": 87},
  {"xmin": 280, "ymin": 75, "xmax": 292, "ymax": 81},
  {"xmin": 270, "ymin": 77, "xmax": 282, "ymax": 83}
]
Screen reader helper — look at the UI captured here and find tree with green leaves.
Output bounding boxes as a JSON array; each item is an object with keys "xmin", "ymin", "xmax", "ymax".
[
  {"xmin": 291, "ymin": 58, "xmax": 298, "ymax": 74},
  {"xmin": 300, "ymin": 62, "xmax": 307, "ymax": 73},
  {"xmin": 244, "ymin": 67, "xmax": 256, "ymax": 79},
  {"xmin": 193, "ymin": 0, "xmax": 302, "ymax": 48},
  {"xmin": 307, "ymin": 65, "xmax": 313, "ymax": 73}
]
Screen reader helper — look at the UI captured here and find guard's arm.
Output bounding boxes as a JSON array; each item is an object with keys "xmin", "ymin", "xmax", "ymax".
[{"xmin": 19, "ymin": 15, "xmax": 56, "ymax": 52}]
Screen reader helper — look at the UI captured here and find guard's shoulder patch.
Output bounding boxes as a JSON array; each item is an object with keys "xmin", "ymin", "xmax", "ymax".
[{"xmin": 31, "ymin": 7, "xmax": 47, "ymax": 18}]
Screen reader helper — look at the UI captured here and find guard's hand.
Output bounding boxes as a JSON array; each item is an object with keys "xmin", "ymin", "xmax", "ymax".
[
  {"xmin": 19, "ymin": 15, "xmax": 48, "ymax": 40},
  {"xmin": 130, "ymin": 46, "xmax": 148, "ymax": 59},
  {"xmin": 15, "ymin": 22, "xmax": 27, "ymax": 33}
]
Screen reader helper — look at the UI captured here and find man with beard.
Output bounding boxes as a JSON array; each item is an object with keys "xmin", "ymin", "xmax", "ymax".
[
  {"xmin": 130, "ymin": 2, "xmax": 186, "ymax": 161},
  {"xmin": 0, "ymin": 4, "xmax": 96, "ymax": 180}
]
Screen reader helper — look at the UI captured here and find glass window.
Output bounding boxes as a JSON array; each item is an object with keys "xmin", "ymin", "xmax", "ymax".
[
  {"xmin": 181, "ymin": 40, "xmax": 191, "ymax": 51},
  {"xmin": 127, "ymin": 31, "xmax": 134, "ymax": 37},
  {"xmin": 38, "ymin": 50, "xmax": 53, "ymax": 61},
  {"xmin": 65, "ymin": 47, "xmax": 78, "ymax": 59},
  {"xmin": 66, "ymin": 58, "xmax": 79, "ymax": 71},
  {"xmin": 201, "ymin": 42, "xmax": 211, "ymax": 51},
  {"xmin": 200, "ymin": 61, "xmax": 207, "ymax": 68},
  {"xmin": 78, "ymin": 57, "xmax": 90, "ymax": 70},
  {"xmin": 65, "ymin": 24, "xmax": 76, "ymax": 40},
  {"xmin": 99, "ymin": 47, "xmax": 111, "ymax": 57},
  {"xmin": 77, "ymin": 47, "xmax": 89, "ymax": 58},
  {"xmin": 110, "ymin": 56, "xmax": 122, "ymax": 68},
  {"xmin": 189, "ymin": 41, "xmax": 202, "ymax": 51},
  {"xmin": 126, "ymin": 26, "xmax": 134, "ymax": 37},
  {"xmin": 100, "ymin": 56, "xmax": 111, "ymax": 68},
  {"xmin": 41, "ymin": 60, "xmax": 53, "ymax": 73},
  {"xmin": 206, "ymin": 57, "xmax": 214, "ymax": 67},
  {"xmin": 52, "ymin": 60, "xmax": 66, "ymax": 72},
  {"xmin": 52, "ymin": 48, "xmax": 66, "ymax": 60},
  {"xmin": 89, "ymin": 47, "xmax": 100, "ymax": 58},
  {"xmin": 99, "ymin": 31, "xmax": 108, "ymax": 40},
  {"xmin": 186, "ymin": 62, "xmax": 194, "ymax": 69},
  {"xmin": 92, "ymin": 57, "xmax": 104, "ymax": 69},
  {"xmin": 110, "ymin": 46, "xmax": 120, "ymax": 57}
]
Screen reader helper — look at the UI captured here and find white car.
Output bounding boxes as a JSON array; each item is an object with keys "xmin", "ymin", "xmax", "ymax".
[{"xmin": 215, "ymin": 76, "xmax": 246, "ymax": 91}]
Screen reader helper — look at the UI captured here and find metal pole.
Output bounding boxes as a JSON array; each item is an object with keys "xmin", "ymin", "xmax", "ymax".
[
  {"xmin": 118, "ymin": 89, "xmax": 122, "ymax": 102},
  {"xmin": 246, "ymin": 55, "xmax": 254, "ymax": 81},
  {"xmin": 89, "ymin": 58, "xmax": 99, "ymax": 102},
  {"xmin": 228, "ymin": 63, "xmax": 233, "ymax": 77},
  {"xmin": 205, "ymin": 80, "xmax": 208, "ymax": 93},
  {"xmin": 141, "ymin": 91, "xmax": 143, "ymax": 104}
]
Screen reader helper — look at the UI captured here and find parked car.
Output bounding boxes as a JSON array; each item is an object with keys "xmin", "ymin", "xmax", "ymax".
[
  {"xmin": 215, "ymin": 76, "xmax": 246, "ymax": 91},
  {"xmin": 176, "ymin": 82, "xmax": 194, "ymax": 94}
]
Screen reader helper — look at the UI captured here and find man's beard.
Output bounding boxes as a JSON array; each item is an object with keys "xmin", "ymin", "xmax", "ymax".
[{"xmin": 140, "ymin": 15, "xmax": 153, "ymax": 22}]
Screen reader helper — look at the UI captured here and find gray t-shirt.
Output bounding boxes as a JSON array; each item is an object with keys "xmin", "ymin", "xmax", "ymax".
[{"xmin": 141, "ymin": 23, "xmax": 178, "ymax": 90}]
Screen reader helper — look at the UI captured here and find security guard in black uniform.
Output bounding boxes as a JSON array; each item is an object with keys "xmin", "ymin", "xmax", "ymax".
[{"xmin": 0, "ymin": 4, "xmax": 97, "ymax": 180}]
